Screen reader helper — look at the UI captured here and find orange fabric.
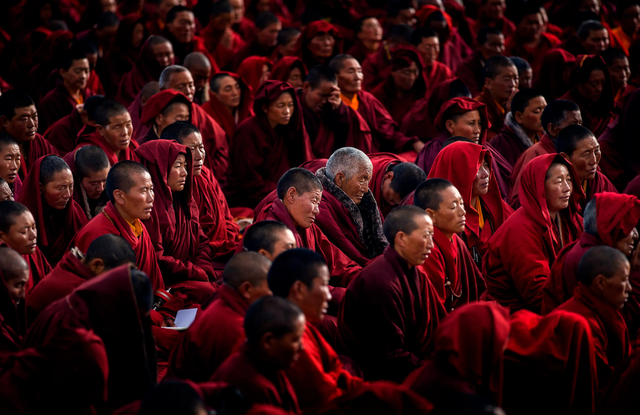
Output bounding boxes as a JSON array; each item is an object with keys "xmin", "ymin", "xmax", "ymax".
[{"xmin": 340, "ymin": 93, "xmax": 359, "ymax": 111}]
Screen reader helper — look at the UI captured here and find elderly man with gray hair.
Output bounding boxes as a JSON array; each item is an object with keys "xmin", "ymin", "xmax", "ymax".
[
  {"xmin": 159, "ymin": 64, "xmax": 229, "ymax": 183},
  {"xmin": 314, "ymin": 147, "xmax": 388, "ymax": 265}
]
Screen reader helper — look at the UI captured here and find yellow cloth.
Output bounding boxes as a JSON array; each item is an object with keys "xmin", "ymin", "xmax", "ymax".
[
  {"xmin": 127, "ymin": 218, "xmax": 144, "ymax": 238},
  {"xmin": 74, "ymin": 95, "xmax": 84, "ymax": 105},
  {"xmin": 612, "ymin": 27, "xmax": 632, "ymax": 54},
  {"xmin": 341, "ymin": 93, "xmax": 359, "ymax": 111},
  {"xmin": 582, "ymin": 180, "xmax": 587, "ymax": 193},
  {"xmin": 476, "ymin": 198, "xmax": 484, "ymax": 229}
]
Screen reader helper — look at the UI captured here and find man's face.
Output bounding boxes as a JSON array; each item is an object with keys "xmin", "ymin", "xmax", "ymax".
[
  {"xmin": 287, "ymin": 67, "xmax": 303, "ymax": 88},
  {"xmin": 358, "ymin": 18, "xmax": 382, "ymax": 42},
  {"xmin": 188, "ymin": 65, "xmax": 211, "ymax": 93},
  {"xmin": 303, "ymin": 80, "xmax": 336, "ymax": 112},
  {"xmin": 479, "ymin": 33, "xmax": 505, "ymax": 61},
  {"xmin": 516, "ymin": 96, "xmax": 547, "ymax": 134},
  {"xmin": 61, "ymin": 58, "xmax": 90, "ymax": 91},
  {"xmin": 548, "ymin": 110, "xmax": 582, "ymax": 138},
  {"xmin": 257, "ymin": 22, "xmax": 281, "ymax": 48},
  {"xmin": 114, "ymin": 171, "xmax": 155, "ymax": 221},
  {"xmin": 395, "ymin": 8, "xmax": 416, "ymax": 27},
  {"xmin": 279, "ymin": 34, "xmax": 300, "ymax": 58},
  {"xmin": 566, "ymin": 136, "xmax": 601, "ymax": 182},
  {"xmin": 445, "ymin": 110, "xmax": 482, "ymax": 143},
  {"xmin": 615, "ymin": 227, "xmax": 638, "ymax": 257},
  {"xmin": 213, "ymin": 76, "xmax": 241, "ymax": 110},
  {"xmin": 621, "ymin": 5, "xmax": 640, "ymax": 36},
  {"xmin": 98, "ymin": 112, "xmax": 133, "ymax": 152},
  {"xmin": 484, "ymin": 0, "xmax": 506, "ymax": 20},
  {"xmin": 209, "ymin": 12, "xmax": 232, "ymax": 32},
  {"xmin": 151, "ymin": 42, "xmax": 174, "ymax": 69},
  {"xmin": 156, "ymin": 102, "xmax": 190, "ymax": 135},
  {"xmin": 0, "ymin": 211, "xmax": 37, "ymax": 255},
  {"xmin": 582, "ymin": 28, "xmax": 610, "ymax": 54},
  {"xmin": 601, "ymin": 261, "xmax": 632, "ymax": 310},
  {"xmin": 577, "ymin": 69, "xmax": 606, "ymax": 103},
  {"xmin": 41, "ymin": 168, "xmax": 74, "ymax": 210},
  {"xmin": 392, "ymin": 61, "xmax": 420, "ymax": 91},
  {"xmin": 167, "ymin": 71, "xmax": 196, "ymax": 102},
  {"xmin": 416, "ymin": 37, "xmax": 439, "ymax": 65},
  {"xmin": 81, "ymin": 167, "xmax": 109, "ymax": 199},
  {"xmin": 382, "ymin": 171, "xmax": 403, "ymax": 206},
  {"xmin": 5, "ymin": 271, "xmax": 29, "ymax": 305},
  {"xmin": 518, "ymin": 68, "xmax": 533, "ymax": 89},
  {"xmin": 0, "ymin": 181, "xmax": 13, "ymax": 201},
  {"xmin": 229, "ymin": 0, "xmax": 244, "ymax": 23},
  {"xmin": 428, "ymin": 186, "xmax": 466, "ymax": 236},
  {"xmin": 167, "ymin": 11, "xmax": 195, "ymax": 43},
  {"xmin": 287, "ymin": 188, "xmax": 321, "ymax": 229},
  {"xmin": 297, "ymin": 267, "xmax": 331, "ymax": 323},
  {"xmin": 335, "ymin": 162, "xmax": 373, "ymax": 205},
  {"xmin": 267, "ymin": 229, "xmax": 296, "ymax": 260},
  {"xmin": 608, "ymin": 57, "xmax": 631, "ymax": 92},
  {"xmin": 309, "ymin": 33, "xmax": 336, "ymax": 60},
  {"xmin": 0, "ymin": 143, "xmax": 20, "ymax": 184},
  {"xmin": 517, "ymin": 13, "xmax": 543, "ymax": 42},
  {"xmin": 264, "ymin": 313, "xmax": 306, "ymax": 370},
  {"xmin": 336, "ymin": 58, "xmax": 363, "ymax": 95},
  {"xmin": 180, "ymin": 132, "xmax": 205, "ymax": 177},
  {"xmin": 486, "ymin": 65, "xmax": 518, "ymax": 104},
  {"xmin": 398, "ymin": 214, "xmax": 434, "ymax": 267},
  {"xmin": 158, "ymin": 0, "xmax": 181, "ymax": 22},
  {"xmin": 2, "ymin": 105, "xmax": 38, "ymax": 143}
]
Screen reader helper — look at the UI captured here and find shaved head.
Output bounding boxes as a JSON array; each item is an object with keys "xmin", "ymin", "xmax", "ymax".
[
  {"xmin": 184, "ymin": 52, "xmax": 211, "ymax": 70},
  {"xmin": 0, "ymin": 246, "xmax": 28, "ymax": 281},
  {"xmin": 141, "ymin": 82, "xmax": 160, "ymax": 106},
  {"xmin": 223, "ymin": 251, "xmax": 272, "ymax": 290}
]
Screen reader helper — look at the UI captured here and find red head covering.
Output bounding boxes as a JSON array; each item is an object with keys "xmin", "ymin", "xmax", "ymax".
[
  {"xmin": 202, "ymin": 72, "xmax": 253, "ymax": 139},
  {"xmin": 434, "ymin": 97, "xmax": 490, "ymax": 145},
  {"xmin": 416, "ymin": 5, "xmax": 453, "ymax": 42},
  {"xmin": 428, "ymin": 141, "xmax": 509, "ymax": 242},
  {"xmin": 17, "ymin": 155, "xmax": 88, "ymax": 265},
  {"xmin": 297, "ymin": 21, "xmax": 344, "ymax": 68},
  {"xmin": 433, "ymin": 302, "xmax": 510, "ymax": 405},
  {"xmin": 534, "ymin": 49, "xmax": 576, "ymax": 101},
  {"xmin": 237, "ymin": 56, "xmax": 273, "ymax": 97},
  {"xmin": 595, "ymin": 192, "xmax": 640, "ymax": 247},
  {"xmin": 269, "ymin": 56, "xmax": 308, "ymax": 84},
  {"xmin": 519, "ymin": 154, "xmax": 584, "ymax": 253},
  {"xmin": 390, "ymin": 45, "xmax": 428, "ymax": 97},
  {"xmin": 140, "ymin": 90, "xmax": 192, "ymax": 126}
]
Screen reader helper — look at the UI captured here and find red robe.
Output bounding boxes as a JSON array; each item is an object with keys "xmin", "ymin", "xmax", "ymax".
[
  {"xmin": 37, "ymin": 82, "xmax": 94, "ymax": 133},
  {"xmin": 501, "ymin": 310, "xmax": 597, "ymax": 415},
  {"xmin": 7, "ymin": 244, "xmax": 53, "ymax": 295},
  {"xmin": 167, "ymin": 283, "xmax": 247, "ymax": 382},
  {"xmin": 16, "ymin": 133, "xmax": 59, "ymax": 180},
  {"xmin": 455, "ymin": 52, "xmax": 485, "ymax": 98},
  {"xmin": 225, "ymin": 81, "xmax": 314, "ymax": 208},
  {"xmin": 26, "ymin": 250, "xmax": 94, "ymax": 320},
  {"xmin": 554, "ymin": 285, "xmax": 630, "ymax": 388},
  {"xmin": 201, "ymin": 26, "xmax": 246, "ymax": 70},
  {"xmin": 369, "ymin": 152, "xmax": 403, "ymax": 218},
  {"xmin": 71, "ymin": 201, "xmax": 165, "ymax": 291},
  {"xmin": 424, "ymin": 62, "xmax": 455, "ymax": 94},
  {"xmin": 475, "ymin": 86, "xmax": 505, "ymax": 141},
  {"xmin": 489, "ymin": 113, "xmax": 538, "ymax": 169},
  {"xmin": 136, "ymin": 141, "xmax": 217, "ymax": 303},
  {"xmin": 362, "ymin": 45, "xmax": 392, "ymax": 92},
  {"xmin": 483, "ymin": 154, "xmax": 584, "ymax": 313},
  {"xmin": 75, "ymin": 128, "xmax": 139, "ymax": 166},
  {"xmin": 23, "ymin": 265, "xmax": 156, "ymax": 412},
  {"xmin": 193, "ymin": 166, "xmax": 241, "ymax": 262},
  {"xmin": 191, "ymin": 103, "xmax": 230, "ymax": 185},
  {"xmin": 44, "ymin": 107, "xmax": 84, "ymax": 155},
  {"xmin": 210, "ymin": 344, "xmax": 300, "ymax": 414},
  {"xmin": 295, "ymin": 21, "xmax": 344, "ymax": 73},
  {"xmin": 0, "ymin": 267, "xmax": 27, "ymax": 347},
  {"xmin": 504, "ymin": 32, "xmax": 561, "ymax": 76},
  {"xmin": 533, "ymin": 49, "xmax": 576, "ymax": 101},
  {"xmin": 162, "ymin": 31, "xmax": 219, "ymax": 72},
  {"xmin": 508, "ymin": 134, "xmax": 557, "ymax": 207},
  {"xmin": 337, "ymin": 246, "xmax": 446, "ymax": 382},
  {"xmin": 18, "ymin": 156, "xmax": 88, "ymax": 266},
  {"xmin": 200, "ymin": 72, "xmax": 253, "ymax": 140}
]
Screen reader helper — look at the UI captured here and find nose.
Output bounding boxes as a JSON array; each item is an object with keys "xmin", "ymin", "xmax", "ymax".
[
  {"xmin": 9, "ymin": 159, "xmax": 17, "ymax": 170},
  {"xmin": 325, "ymin": 287, "xmax": 332, "ymax": 302},
  {"xmin": 96, "ymin": 182, "xmax": 105, "ymax": 193},
  {"xmin": 17, "ymin": 287, "xmax": 25, "ymax": 301},
  {"xmin": 180, "ymin": 166, "xmax": 187, "ymax": 177},
  {"xmin": 64, "ymin": 188, "xmax": 72, "ymax": 199},
  {"xmin": 562, "ymin": 180, "xmax": 571, "ymax": 193},
  {"xmin": 426, "ymin": 235, "xmax": 434, "ymax": 250},
  {"xmin": 312, "ymin": 204, "xmax": 320, "ymax": 215},
  {"xmin": 283, "ymin": 106, "xmax": 291, "ymax": 116}
]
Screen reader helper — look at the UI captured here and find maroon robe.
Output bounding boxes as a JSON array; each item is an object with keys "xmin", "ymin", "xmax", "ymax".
[
  {"xmin": 225, "ymin": 81, "xmax": 313, "ymax": 208},
  {"xmin": 0, "ymin": 264, "xmax": 27, "ymax": 347},
  {"xmin": 201, "ymin": 26, "xmax": 246, "ymax": 71},
  {"xmin": 337, "ymin": 246, "xmax": 446, "ymax": 382},
  {"xmin": 211, "ymin": 344, "xmax": 300, "ymax": 413},
  {"xmin": 455, "ymin": 52, "xmax": 485, "ymax": 98},
  {"xmin": 489, "ymin": 112, "xmax": 538, "ymax": 168},
  {"xmin": 533, "ymin": 49, "xmax": 576, "ymax": 101},
  {"xmin": 37, "ymin": 82, "xmax": 94, "ymax": 133},
  {"xmin": 475, "ymin": 86, "xmax": 505, "ymax": 141},
  {"xmin": 201, "ymin": 72, "xmax": 253, "ymax": 140},
  {"xmin": 167, "ymin": 283, "xmax": 247, "ymax": 382},
  {"xmin": 505, "ymin": 32, "xmax": 561, "ymax": 76},
  {"xmin": 508, "ymin": 133, "xmax": 557, "ymax": 207},
  {"xmin": 416, "ymin": 6, "xmax": 472, "ymax": 73},
  {"xmin": 191, "ymin": 102, "xmax": 230, "ymax": 186},
  {"xmin": 138, "ymin": 89, "xmax": 192, "ymax": 144},
  {"xmin": 162, "ymin": 31, "xmax": 219, "ymax": 72},
  {"xmin": 15, "ymin": 133, "xmax": 58, "ymax": 180},
  {"xmin": 362, "ymin": 44, "xmax": 392, "ymax": 92},
  {"xmin": 18, "ymin": 156, "xmax": 88, "ymax": 266},
  {"xmin": 3, "ymin": 243, "xmax": 53, "ymax": 295},
  {"xmin": 296, "ymin": 21, "xmax": 344, "ymax": 73},
  {"xmin": 44, "ymin": 107, "xmax": 84, "ymax": 155},
  {"xmin": 369, "ymin": 153, "xmax": 403, "ymax": 217},
  {"xmin": 75, "ymin": 128, "xmax": 140, "ymax": 166}
]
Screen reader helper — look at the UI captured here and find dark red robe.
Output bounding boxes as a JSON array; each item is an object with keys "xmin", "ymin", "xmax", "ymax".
[
  {"xmin": 504, "ymin": 32, "xmax": 561, "ymax": 76},
  {"xmin": 455, "ymin": 52, "xmax": 485, "ymax": 98},
  {"xmin": 2, "ymin": 242, "xmax": 53, "ymax": 295},
  {"xmin": 167, "ymin": 283, "xmax": 247, "ymax": 382},
  {"xmin": 369, "ymin": 153, "xmax": 404, "ymax": 218},
  {"xmin": 483, "ymin": 154, "xmax": 584, "ymax": 314},
  {"xmin": 225, "ymin": 81, "xmax": 314, "ymax": 208},
  {"xmin": 533, "ymin": 49, "xmax": 576, "ymax": 102},
  {"xmin": 508, "ymin": 133, "xmax": 557, "ymax": 207},
  {"xmin": 210, "ymin": 344, "xmax": 300, "ymax": 413},
  {"xmin": 0, "ymin": 265, "xmax": 27, "ymax": 348},
  {"xmin": 18, "ymin": 156, "xmax": 88, "ymax": 266},
  {"xmin": 296, "ymin": 21, "xmax": 344, "ymax": 72},
  {"xmin": 337, "ymin": 246, "xmax": 446, "ymax": 382},
  {"xmin": 161, "ymin": 30, "xmax": 219, "ymax": 71},
  {"xmin": 269, "ymin": 57, "xmax": 307, "ymax": 85},
  {"xmin": 37, "ymin": 82, "xmax": 94, "ymax": 133},
  {"xmin": 71, "ymin": 201, "xmax": 165, "ymax": 291},
  {"xmin": 15, "ymin": 133, "xmax": 58, "ymax": 180},
  {"xmin": 23, "ymin": 265, "xmax": 157, "ymax": 412},
  {"xmin": 136, "ymin": 140, "xmax": 217, "ymax": 303},
  {"xmin": 201, "ymin": 72, "xmax": 253, "ymax": 140},
  {"xmin": 362, "ymin": 44, "xmax": 392, "ymax": 92},
  {"xmin": 475, "ymin": 86, "xmax": 505, "ymax": 141},
  {"xmin": 137, "ymin": 89, "xmax": 192, "ymax": 145},
  {"xmin": 201, "ymin": 26, "xmax": 246, "ymax": 70},
  {"xmin": 44, "ymin": 107, "xmax": 84, "ymax": 155},
  {"xmin": 75, "ymin": 128, "xmax": 139, "ymax": 166},
  {"xmin": 489, "ymin": 113, "xmax": 539, "ymax": 168},
  {"xmin": 189, "ymin": 103, "xmax": 230, "ymax": 184}
]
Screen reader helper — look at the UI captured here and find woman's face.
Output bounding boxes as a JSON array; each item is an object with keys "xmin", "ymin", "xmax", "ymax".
[
  {"xmin": 544, "ymin": 164, "xmax": 572, "ymax": 216},
  {"xmin": 132, "ymin": 23, "xmax": 145, "ymax": 48},
  {"xmin": 287, "ymin": 67, "xmax": 303, "ymax": 89},
  {"xmin": 309, "ymin": 33, "xmax": 336, "ymax": 60},
  {"xmin": 265, "ymin": 92, "xmax": 294, "ymax": 127}
]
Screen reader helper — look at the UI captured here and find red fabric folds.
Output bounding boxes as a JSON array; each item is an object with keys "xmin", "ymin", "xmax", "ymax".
[
  {"xmin": 237, "ymin": 56, "xmax": 272, "ymax": 97},
  {"xmin": 75, "ymin": 128, "xmax": 140, "ymax": 166}
]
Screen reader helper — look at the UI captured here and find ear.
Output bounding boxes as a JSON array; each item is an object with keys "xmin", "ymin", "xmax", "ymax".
[
  {"xmin": 559, "ymin": 151, "xmax": 571, "ymax": 161},
  {"xmin": 0, "ymin": 231, "xmax": 6, "ymax": 241},
  {"xmin": 289, "ymin": 280, "xmax": 306, "ymax": 302},
  {"xmin": 155, "ymin": 113, "xmax": 164, "ymax": 128},
  {"xmin": 59, "ymin": 68, "xmax": 67, "ymax": 77},
  {"xmin": 39, "ymin": 183, "xmax": 44, "ymax": 193},
  {"xmin": 335, "ymin": 171, "xmax": 346, "ymax": 187},
  {"xmin": 514, "ymin": 111, "xmax": 524, "ymax": 125},
  {"xmin": 260, "ymin": 331, "xmax": 275, "ymax": 351},
  {"xmin": 302, "ymin": 82, "xmax": 311, "ymax": 93},
  {"xmin": 257, "ymin": 248, "xmax": 274, "ymax": 261},
  {"xmin": 593, "ymin": 274, "xmax": 606, "ymax": 292},
  {"xmin": 262, "ymin": 104, "xmax": 268, "ymax": 114},
  {"xmin": 425, "ymin": 208, "xmax": 437, "ymax": 224},
  {"xmin": 237, "ymin": 280, "xmax": 253, "ymax": 300},
  {"xmin": 96, "ymin": 124, "xmax": 105, "ymax": 137},
  {"xmin": 113, "ymin": 188, "xmax": 126, "ymax": 206},
  {"xmin": 484, "ymin": 77, "xmax": 492, "ymax": 89},
  {"xmin": 0, "ymin": 115, "xmax": 9, "ymax": 129},
  {"xmin": 285, "ymin": 186, "xmax": 297, "ymax": 203},
  {"xmin": 445, "ymin": 119, "xmax": 456, "ymax": 135},
  {"xmin": 384, "ymin": 171, "xmax": 394, "ymax": 182},
  {"xmin": 88, "ymin": 258, "xmax": 105, "ymax": 276},
  {"xmin": 394, "ymin": 231, "xmax": 406, "ymax": 249}
]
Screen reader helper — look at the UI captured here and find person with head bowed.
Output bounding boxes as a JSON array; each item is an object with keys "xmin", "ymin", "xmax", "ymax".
[
  {"xmin": 0, "ymin": 133, "xmax": 22, "ymax": 201},
  {"xmin": 297, "ymin": 20, "xmax": 343, "ymax": 70},
  {"xmin": 159, "ymin": 65, "xmax": 230, "ymax": 184},
  {"xmin": 201, "ymin": 72, "xmax": 253, "ymax": 140},
  {"xmin": 329, "ymin": 54, "xmax": 423, "ymax": 155},
  {"xmin": 337, "ymin": 205, "xmax": 446, "ymax": 382},
  {"xmin": 269, "ymin": 56, "xmax": 306, "ymax": 89},
  {"xmin": 226, "ymin": 81, "xmax": 313, "ymax": 209},
  {"xmin": 17, "ymin": 155, "xmax": 87, "ymax": 266},
  {"xmin": 210, "ymin": 296, "xmax": 304, "ymax": 413},
  {"xmin": 44, "ymin": 94, "xmax": 104, "ymax": 156},
  {"xmin": 138, "ymin": 89, "xmax": 192, "ymax": 144},
  {"xmin": 230, "ymin": 12, "xmax": 281, "ymax": 71},
  {"xmin": 552, "ymin": 246, "xmax": 631, "ymax": 388},
  {"xmin": 167, "ymin": 252, "xmax": 272, "ymax": 383},
  {"xmin": 268, "ymin": 248, "xmax": 363, "ymax": 410},
  {"xmin": 456, "ymin": 27, "xmax": 506, "ymax": 97},
  {"xmin": 413, "ymin": 178, "xmax": 487, "ymax": 311},
  {"xmin": 0, "ymin": 90, "xmax": 58, "ymax": 180},
  {"xmin": 242, "ymin": 220, "xmax": 296, "ymax": 260},
  {"xmin": 136, "ymin": 139, "xmax": 217, "ymax": 303},
  {"xmin": 24, "ymin": 265, "xmax": 156, "ymax": 413},
  {"xmin": 0, "ymin": 247, "xmax": 30, "ymax": 349},
  {"xmin": 63, "ymin": 145, "xmax": 110, "ymax": 220},
  {"xmin": 184, "ymin": 52, "xmax": 213, "ymax": 105},
  {"xmin": 368, "ymin": 154, "xmax": 426, "ymax": 218},
  {"xmin": 117, "ymin": 36, "xmax": 175, "ymax": 107},
  {"xmin": 0, "ymin": 201, "xmax": 51, "ymax": 293},
  {"xmin": 484, "ymin": 154, "xmax": 584, "ymax": 313},
  {"xmin": 311, "ymin": 148, "xmax": 387, "ymax": 266},
  {"xmin": 298, "ymin": 66, "xmax": 372, "ymax": 158}
]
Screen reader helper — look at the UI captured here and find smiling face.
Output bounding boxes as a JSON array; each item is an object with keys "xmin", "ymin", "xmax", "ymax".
[
  {"xmin": 564, "ymin": 136, "xmax": 601, "ymax": 182},
  {"xmin": 295, "ymin": 266, "xmax": 331, "ymax": 323},
  {"xmin": 41, "ymin": 169, "xmax": 74, "ymax": 210},
  {"xmin": 0, "ymin": 143, "xmax": 20, "ymax": 184},
  {"xmin": 2, "ymin": 105, "xmax": 38, "ymax": 143},
  {"xmin": 264, "ymin": 313, "xmax": 306, "ymax": 370},
  {"xmin": 179, "ymin": 132, "xmax": 205, "ymax": 177},
  {"xmin": 427, "ymin": 185, "xmax": 466, "ymax": 239},
  {"xmin": 81, "ymin": 167, "xmax": 109, "ymax": 199},
  {"xmin": 0, "ymin": 211, "xmax": 38, "ymax": 255},
  {"xmin": 336, "ymin": 58, "xmax": 363, "ymax": 96},
  {"xmin": 213, "ymin": 76, "xmax": 241, "ymax": 111},
  {"xmin": 265, "ymin": 91, "xmax": 294, "ymax": 128},
  {"xmin": 98, "ymin": 112, "xmax": 133, "ymax": 152},
  {"xmin": 167, "ymin": 153, "xmax": 188, "ymax": 192},
  {"xmin": 445, "ymin": 110, "xmax": 482, "ymax": 143},
  {"xmin": 113, "ymin": 171, "xmax": 155, "ymax": 221},
  {"xmin": 416, "ymin": 36, "xmax": 440, "ymax": 65},
  {"xmin": 615, "ymin": 227, "xmax": 639, "ymax": 257},
  {"xmin": 544, "ymin": 163, "xmax": 572, "ymax": 217},
  {"xmin": 167, "ymin": 11, "xmax": 195, "ymax": 43},
  {"xmin": 285, "ymin": 188, "xmax": 322, "ymax": 229},
  {"xmin": 577, "ymin": 69, "xmax": 606, "ymax": 103},
  {"xmin": 472, "ymin": 158, "xmax": 491, "ymax": 199}
]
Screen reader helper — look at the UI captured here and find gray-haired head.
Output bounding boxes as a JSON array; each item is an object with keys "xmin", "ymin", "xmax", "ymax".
[
  {"xmin": 325, "ymin": 147, "xmax": 372, "ymax": 181},
  {"xmin": 159, "ymin": 65, "xmax": 190, "ymax": 89}
]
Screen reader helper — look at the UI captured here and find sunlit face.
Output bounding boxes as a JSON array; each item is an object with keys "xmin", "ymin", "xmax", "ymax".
[
  {"xmin": 167, "ymin": 71, "xmax": 196, "ymax": 102},
  {"xmin": 81, "ymin": 167, "xmax": 109, "ymax": 199},
  {"xmin": 229, "ymin": 0, "xmax": 245, "ymax": 23},
  {"xmin": 179, "ymin": 132, "xmax": 205, "ymax": 177},
  {"xmin": 61, "ymin": 58, "xmax": 90, "ymax": 91},
  {"xmin": 0, "ymin": 182, "xmax": 13, "ymax": 201},
  {"xmin": 479, "ymin": 33, "xmax": 505, "ymax": 60},
  {"xmin": 167, "ymin": 11, "xmax": 195, "ymax": 43},
  {"xmin": 416, "ymin": 36, "xmax": 440, "ymax": 64},
  {"xmin": 472, "ymin": 159, "xmax": 490, "ymax": 199},
  {"xmin": 4, "ymin": 270, "xmax": 29, "ymax": 305},
  {"xmin": 264, "ymin": 313, "xmax": 305, "ymax": 370},
  {"xmin": 428, "ymin": 186, "xmax": 466, "ymax": 237},
  {"xmin": 213, "ymin": 76, "xmax": 241, "ymax": 111},
  {"xmin": 41, "ymin": 169, "xmax": 73, "ymax": 210},
  {"xmin": 601, "ymin": 261, "xmax": 632, "ymax": 310},
  {"xmin": 392, "ymin": 61, "xmax": 419, "ymax": 91},
  {"xmin": 397, "ymin": 214, "xmax": 434, "ymax": 267},
  {"xmin": 132, "ymin": 22, "xmax": 145, "ymax": 48},
  {"xmin": 98, "ymin": 113, "xmax": 133, "ymax": 152},
  {"xmin": 336, "ymin": 58, "xmax": 363, "ymax": 95},
  {"xmin": 0, "ymin": 211, "xmax": 37, "ymax": 255},
  {"xmin": 582, "ymin": 28, "xmax": 609, "ymax": 55},
  {"xmin": 335, "ymin": 163, "xmax": 372, "ymax": 205},
  {"xmin": 517, "ymin": 96, "xmax": 547, "ymax": 134},
  {"xmin": 2, "ymin": 105, "xmax": 38, "ymax": 143},
  {"xmin": 297, "ymin": 267, "xmax": 331, "ymax": 322},
  {"xmin": 565, "ymin": 136, "xmax": 601, "ymax": 182},
  {"xmin": 287, "ymin": 67, "xmax": 303, "ymax": 89},
  {"xmin": 156, "ymin": 102, "xmax": 190, "ymax": 135},
  {"xmin": 151, "ymin": 42, "xmax": 174, "ymax": 68},
  {"xmin": 167, "ymin": 153, "xmax": 187, "ymax": 192},
  {"xmin": 358, "ymin": 18, "xmax": 382, "ymax": 42},
  {"xmin": 0, "ymin": 143, "xmax": 20, "ymax": 184},
  {"xmin": 544, "ymin": 164, "xmax": 572, "ymax": 216},
  {"xmin": 113, "ymin": 171, "xmax": 154, "ymax": 221},
  {"xmin": 286, "ymin": 188, "xmax": 322, "ymax": 229},
  {"xmin": 308, "ymin": 33, "xmax": 336, "ymax": 61},
  {"xmin": 615, "ymin": 227, "xmax": 638, "ymax": 257},
  {"xmin": 486, "ymin": 65, "xmax": 518, "ymax": 104},
  {"xmin": 579, "ymin": 0, "xmax": 600, "ymax": 15},
  {"xmin": 101, "ymin": 0, "xmax": 117, "ymax": 12},
  {"xmin": 257, "ymin": 22, "xmax": 281, "ymax": 47},
  {"xmin": 608, "ymin": 57, "xmax": 630, "ymax": 92},
  {"xmin": 266, "ymin": 229, "xmax": 296, "ymax": 260},
  {"xmin": 265, "ymin": 92, "xmax": 294, "ymax": 127},
  {"xmin": 445, "ymin": 110, "xmax": 482, "ymax": 143}
]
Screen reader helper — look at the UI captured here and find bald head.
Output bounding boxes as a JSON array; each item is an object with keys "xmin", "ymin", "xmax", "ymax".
[
  {"xmin": 140, "ymin": 82, "xmax": 160, "ymax": 106},
  {"xmin": 243, "ymin": 220, "xmax": 296, "ymax": 261},
  {"xmin": 184, "ymin": 52, "xmax": 211, "ymax": 70},
  {"xmin": 0, "ymin": 246, "xmax": 28, "ymax": 281},
  {"xmin": 224, "ymin": 251, "xmax": 271, "ymax": 289}
]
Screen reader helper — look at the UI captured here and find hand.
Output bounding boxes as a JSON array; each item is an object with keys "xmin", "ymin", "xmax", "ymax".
[
  {"xmin": 632, "ymin": 243, "xmax": 640, "ymax": 272},
  {"xmin": 221, "ymin": 28, "xmax": 233, "ymax": 48},
  {"xmin": 236, "ymin": 218, "xmax": 253, "ymax": 232},
  {"xmin": 328, "ymin": 85, "xmax": 342, "ymax": 110},
  {"xmin": 506, "ymin": 88, "xmax": 519, "ymax": 114},
  {"xmin": 412, "ymin": 140, "xmax": 425, "ymax": 153},
  {"xmin": 164, "ymin": 318, "xmax": 176, "ymax": 328}
]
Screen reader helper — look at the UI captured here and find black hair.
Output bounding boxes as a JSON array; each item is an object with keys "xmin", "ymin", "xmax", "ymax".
[
  {"xmin": 161, "ymin": 121, "xmax": 201, "ymax": 143},
  {"xmin": 106, "ymin": 161, "xmax": 150, "ymax": 203},
  {"xmin": 577, "ymin": 246, "xmax": 629, "ymax": 286},
  {"xmin": 76, "ymin": 145, "xmax": 110, "ymax": 180},
  {"xmin": 510, "ymin": 88, "xmax": 543, "ymax": 116},
  {"xmin": 477, "ymin": 26, "xmax": 503, "ymax": 45},
  {"xmin": 268, "ymin": 248, "xmax": 326, "ymax": 297},
  {"xmin": 414, "ymin": 178, "xmax": 454, "ymax": 211},
  {"xmin": 94, "ymin": 99, "xmax": 129, "ymax": 127},
  {"xmin": 83, "ymin": 95, "xmax": 105, "ymax": 121},
  {"xmin": 410, "ymin": 27, "xmax": 437, "ymax": 47},
  {"xmin": 223, "ymin": 251, "xmax": 271, "ymax": 290},
  {"xmin": 255, "ymin": 12, "xmax": 280, "ymax": 30},
  {"xmin": 383, "ymin": 205, "xmax": 429, "ymax": 247},
  {"xmin": 388, "ymin": 24, "xmax": 414, "ymax": 43},
  {"xmin": 244, "ymin": 296, "xmax": 303, "ymax": 346},
  {"xmin": 328, "ymin": 54, "xmax": 357, "ymax": 75},
  {"xmin": 140, "ymin": 381, "xmax": 205, "ymax": 415},
  {"xmin": 0, "ymin": 131, "xmax": 18, "ymax": 152},
  {"xmin": 278, "ymin": 27, "xmax": 301, "ymax": 46},
  {"xmin": 96, "ymin": 11, "xmax": 119, "ymax": 29},
  {"xmin": 306, "ymin": 65, "xmax": 337, "ymax": 89},
  {"xmin": 540, "ymin": 99, "xmax": 581, "ymax": 135},
  {"xmin": 389, "ymin": 162, "xmax": 427, "ymax": 199},
  {"xmin": 276, "ymin": 168, "xmax": 322, "ymax": 200},
  {"xmin": 243, "ymin": 220, "xmax": 290, "ymax": 253},
  {"xmin": 483, "ymin": 55, "xmax": 515, "ymax": 80},
  {"xmin": 577, "ymin": 20, "xmax": 606, "ymax": 41},
  {"xmin": 210, "ymin": 72, "xmax": 235, "ymax": 93},
  {"xmin": 600, "ymin": 47, "xmax": 628, "ymax": 67},
  {"xmin": 0, "ymin": 201, "xmax": 30, "ymax": 233},
  {"xmin": 85, "ymin": 234, "xmax": 136, "ymax": 270},
  {"xmin": 39, "ymin": 155, "xmax": 70, "ymax": 185},
  {"xmin": 166, "ymin": 5, "xmax": 193, "ymax": 24},
  {"xmin": 556, "ymin": 124, "xmax": 596, "ymax": 156},
  {"xmin": 510, "ymin": 56, "xmax": 531, "ymax": 72},
  {"xmin": 0, "ymin": 90, "xmax": 35, "ymax": 120}
]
